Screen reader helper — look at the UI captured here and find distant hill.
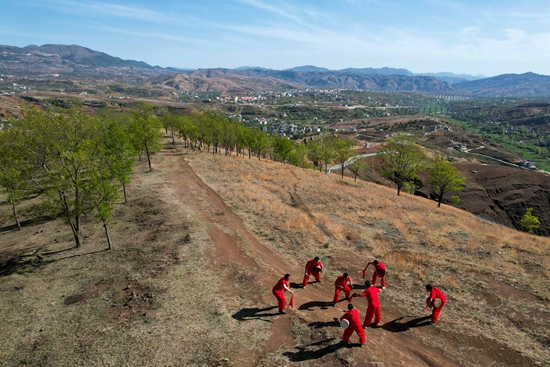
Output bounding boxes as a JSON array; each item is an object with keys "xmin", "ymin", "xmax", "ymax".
[
  {"xmin": 2, "ymin": 44, "xmax": 550, "ymax": 97},
  {"xmin": 0, "ymin": 44, "xmax": 175, "ymax": 80},
  {"xmin": 285, "ymin": 65, "xmax": 330, "ymax": 72},
  {"xmin": 338, "ymin": 67, "xmax": 414, "ymax": 76},
  {"xmin": 153, "ymin": 68, "xmax": 454, "ymax": 94},
  {"xmin": 454, "ymin": 72, "xmax": 550, "ymax": 97},
  {"xmin": 418, "ymin": 72, "xmax": 485, "ymax": 81},
  {"xmin": 235, "ymin": 66, "xmax": 273, "ymax": 71}
]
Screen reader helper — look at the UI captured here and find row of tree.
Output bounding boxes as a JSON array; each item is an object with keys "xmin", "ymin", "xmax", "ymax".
[
  {"xmin": 0, "ymin": 101, "xmax": 497, "ymax": 250},
  {"xmin": 160, "ymin": 109, "xmax": 467, "ymax": 205},
  {"xmin": 0, "ymin": 101, "xmax": 164, "ymax": 249}
]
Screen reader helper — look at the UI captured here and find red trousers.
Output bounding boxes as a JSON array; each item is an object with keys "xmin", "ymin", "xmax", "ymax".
[
  {"xmin": 343, "ymin": 325, "xmax": 366, "ymax": 344},
  {"xmin": 363, "ymin": 304, "xmax": 381, "ymax": 326},
  {"xmin": 303, "ymin": 270, "xmax": 321, "ymax": 286},
  {"xmin": 372, "ymin": 273, "xmax": 386, "ymax": 287},
  {"xmin": 333, "ymin": 285, "xmax": 352, "ymax": 303},
  {"xmin": 431, "ymin": 301, "xmax": 445, "ymax": 323},
  {"xmin": 273, "ymin": 290, "xmax": 286, "ymax": 312}
]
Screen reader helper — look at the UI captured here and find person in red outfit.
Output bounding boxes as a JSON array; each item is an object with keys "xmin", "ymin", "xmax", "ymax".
[
  {"xmin": 332, "ymin": 272, "xmax": 353, "ymax": 306},
  {"xmin": 425, "ymin": 284, "xmax": 446, "ymax": 324},
  {"xmin": 352, "ymin": 280, "xmax": 382, "ymax": 328},
  {"xmin": 302, "ymin": 256, "xmax": 323, "ymax": 287},
  {"xmin": 272, "ymin": 274, "xmax": 293, "ymax": 314},
  {"xmin": 363, "ymin": 259, "xmax": 387, "ymax": 289},
  {"xmin": 340, "ymin": 303, "xmax": 366, "ymax": 346}
]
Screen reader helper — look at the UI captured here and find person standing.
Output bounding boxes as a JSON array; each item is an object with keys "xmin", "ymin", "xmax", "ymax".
[
  {"xmin": 340, "ymin": 303, "xmax": 366, "ymax": 347},
  {"xmin": 272, "ymin": 274, "xmax": 293, "ymax": 314},
  {"xmin": 352, "ymin": 280, "xmax": 382, "ymax": 328},
  {"xmin": 363, "ymin": 259, "xmax": 387, "ymax": 289},
  {"xmin": 302, "ymin": 256, "xmax": 323, "ymax": 287},
  {"xmin": 425, "ymin": 284, "xmax": 446, "ymax": 324},
  {"xmin": 332, "ymin": 272, "xmax": 353, "ymax": 306}
]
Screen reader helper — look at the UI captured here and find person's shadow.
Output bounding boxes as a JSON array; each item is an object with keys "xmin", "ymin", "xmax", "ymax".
[
  {"xmin": 308, "ymin": 318, "xmax": 340, "ymax": 329},
  {"xmin": 382, "ymin": 315, "xmax": 431, "ymax": 332},
  {"xmin": 232, "ymin": 306, "xmax": 279, "ymax": 322},
  {"xmin": 298, "ymin": 301, "xmax": 333, "ymax": 311},
  {"xmin": 283, "ymin": 338, "xmax": 350, "ymax": 361},
  {"xmin": 289, "ymin": 282, "xmax": 303, "ymax": 289}
]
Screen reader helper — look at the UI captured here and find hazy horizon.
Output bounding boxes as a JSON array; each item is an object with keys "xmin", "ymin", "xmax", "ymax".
[{"xmin": 3, "ymin": 0, "xmax": 550, "ymax": 77}]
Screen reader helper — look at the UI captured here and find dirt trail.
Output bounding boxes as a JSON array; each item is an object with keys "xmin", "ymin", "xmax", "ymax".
[{"xmin": 158, "ymin": 151, "xmax": 487, "ymax": 366}]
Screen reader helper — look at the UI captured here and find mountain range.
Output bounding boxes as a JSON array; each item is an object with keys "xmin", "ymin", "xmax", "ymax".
[{"xmin": 1, "ymin": 44, "xmax": 550, "ymax": 97}]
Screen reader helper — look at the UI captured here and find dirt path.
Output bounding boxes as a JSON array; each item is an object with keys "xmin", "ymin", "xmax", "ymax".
[{"xmin": 156, "ymin": 150, "xmax": 469, "ymax": 367}]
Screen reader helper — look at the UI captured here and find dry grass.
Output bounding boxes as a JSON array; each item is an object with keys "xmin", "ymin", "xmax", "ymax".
[
  {"xmin": 187, "ymin": 150, "xmax": 550, "ymax": 366},
  {"xmin": 1, "ymin": 145, "xmax": 550, "ymax": 366},
  {"xmin": 0, "ymin": 159, "xmax": 268, "ymax": 367}
]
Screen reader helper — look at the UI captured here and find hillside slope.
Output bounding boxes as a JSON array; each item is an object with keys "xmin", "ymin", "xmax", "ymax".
[
  {"xmin": 153, "ymin": 69, "xmax": 454, "ymax": 94},
  {"xmin": 0, "ymin": 44, "xmax": 172, "ymax": 80},
  {"xmin": 0, "ymin": 143, "xmax": 549, "ymax": 366},
  {"xmin": 454, "ymin": 72, "xmax": 550, "ymax": 97}
]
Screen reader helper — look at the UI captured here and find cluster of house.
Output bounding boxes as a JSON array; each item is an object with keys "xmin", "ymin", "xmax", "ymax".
[
  {"xmin": 214, "ymin": 88, "xmax": 348, "ymax": 105},
  {"xmin": 1, "ymin": 82, "xmax": 28, "ymax": 95},
  {"xmin": 277, "ymin": 124, "xmax": 320, "ymax": 138}
]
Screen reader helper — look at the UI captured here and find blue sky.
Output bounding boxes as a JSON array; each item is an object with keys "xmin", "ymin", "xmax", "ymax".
[{"xmin": 2, "ymin": 0, "xmax": 550, "ymax": 76}]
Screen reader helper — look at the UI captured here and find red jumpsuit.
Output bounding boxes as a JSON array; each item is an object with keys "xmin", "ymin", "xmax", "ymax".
[
  {"xmin": 341, "ymin": 308, "xmax": 366, "ymax": 345},
  {"xmin": 333, "ymin": 274, "xmax": 352, "ymax": 303},
  {"xmin": 361, "ymin": 286, "xmax": 382, "ymax": 326},
  {"xmin": 369, "ymin": 261, "xmax": 387, "ymax": 288},
  {"xmin": 427, "ymin": 287, "xmax": 447, "ymax": 323},
  {"xmin": 302, "ymin": 258, "xmax": 322, "ymax": 286},
  {"xmin": 272, "ymin": 277, "xmax": 289, "ymax": 312}
]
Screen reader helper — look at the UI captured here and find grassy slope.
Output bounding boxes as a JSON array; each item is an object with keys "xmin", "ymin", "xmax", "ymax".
[
  {"xmin": 185, "ymin": 150, "xmax": 550, "ymax": 365},
  {"xmin": 0, "ymin": 144, "xmax": 549, "ymax": 366}
]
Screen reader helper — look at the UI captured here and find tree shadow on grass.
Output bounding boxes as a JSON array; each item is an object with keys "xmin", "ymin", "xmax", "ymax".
[
  {"xmin": 0, "ymin": 215, "xmax": 57, "ymax": 234},
  {"xmin": 298, "ymin": 301, "xmax": 333, "ymax": 311},
  {"xmin": 232, "ymin": 306, "xmax": 279, "ymax": 322},
  {"xmin": 382, "ymin": 315, "xmax": 432, "ymax": 332},
  {"xmin": 283, "ymin": 338, "xmax": 349, "ymax": 362},
  {"xmin": 0, "ymin": 248, "xmax": 109, "ymax": 277}
]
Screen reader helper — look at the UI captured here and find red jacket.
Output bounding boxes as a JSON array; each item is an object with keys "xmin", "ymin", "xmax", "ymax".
[
  {"xmin": 273, "ymin": 277, "xmax": 288, "ymax": 292},
  {"xmin": 335, "ymin": 274, "xmax": 352, "ymax": 289},
  {"xmin": 369, "ymin": 261, "xmax": 386, "ymax": 275},
  {"xmin": 429, "ymin": 287, "xmax": 446, "ymax": 303},
  {"xmin": 361, "ymin": 286, "xmax": 380, "ymax": 306},
  {"xmin": 306, "ymin": 258, "xmax": 322, "ymax": 272},
  {"xmin": 342, "ymin": 308, "xmax": 361, "ymax": 328}
]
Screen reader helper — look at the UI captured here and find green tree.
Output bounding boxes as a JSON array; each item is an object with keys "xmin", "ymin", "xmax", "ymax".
[
  {"xmin": 127, "ymin": 102, "xmax": 163, "ymax": 171},
  {"xmin": 89, "ymin": 165, "xmax": 120, "ymax": 250},
  {"xmin": 250, "ymin": 129, "xmax": 270, "ymax": 160},
  {"xmin": 306, "ymin": 140, "xmax": 321, "ymax": 171},
  {"xmin": 0, "ymin": 128, "xmax": 31, "ymax": 229},
  {"xmin": 272, "ymin": 136, "xmax": 295, "ymax": 164},
  {"xmin": 378, "ymin": 134, "xmax": 426, "ymax": 195},
  {"xmin": 520, "ymin": 207, "xmax": 540, "ymax": 233},
  {"xmin": 161, "ymin": 111, "xmax": 179, "ymax": 144},
  {"xmin": 97, "ymin": 116, "xmax": 137, "ymax": 204},
  {"xmin": 17, "ymin": 106, "xmax": 102, "ymax": 248},
  {"xmin": 318, "ymin": 135, "xmax": 336, "ymax": 174},
  {"xmin": 334, "ymin": 138, "xmax": 355, "ymax": 179},
  {"xmin": 451, "ymin": 195, "xmax": 461, "ymax": 206},
  {"xmin": 348, "ymin": 157, "xmax": 367, "ymax": 182},
  {"xmin": 295, "ymin": 142, "xmax": 309, "ymax": 170},
  {"xmin": 427, "ymin": 156, "xmax": 466, "ymax": 207}
]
